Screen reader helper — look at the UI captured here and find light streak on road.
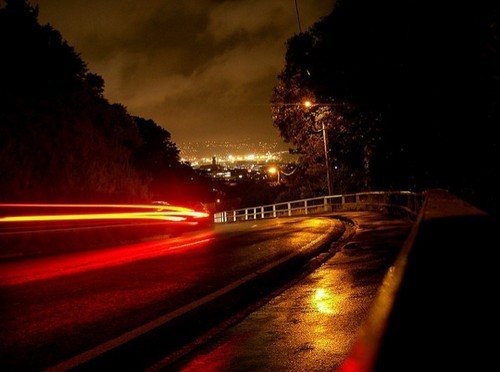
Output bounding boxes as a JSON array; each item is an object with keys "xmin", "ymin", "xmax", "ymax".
[
  {"xmin": 0, "ymin": 232, "xmax": 215, "ymax": 286},
  {"xmin": 0, "ymin": 203, "xmax": 209, "ymax": 223},
  {"xmin": 0, "ymin": 203, "xmax": 193, "ymax": 211},
  {"xmin": 1, "ymin": 212, "xmax": 193, "ymax": 222}
]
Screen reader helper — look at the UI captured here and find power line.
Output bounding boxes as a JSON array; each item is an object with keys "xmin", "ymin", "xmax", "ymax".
[{"xmin": 294, "ymin": 0, "xmax": 302, "ymax": 33}]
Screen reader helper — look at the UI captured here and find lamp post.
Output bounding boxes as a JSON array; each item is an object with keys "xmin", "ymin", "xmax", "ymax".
[
  {"xmin": 304, "ymin": 100, "xmax": 333, "ymax": 196},
  {"xmin": 268, "ymin": 166, "xmax": 280, "ymax": 184}
]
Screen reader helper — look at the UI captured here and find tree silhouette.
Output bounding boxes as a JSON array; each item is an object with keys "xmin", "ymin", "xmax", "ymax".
[
  {"xmin": 272, "ymin": 0, "xmax": 499, "ymax": 214},
  {"xmin": 0, "ymin": 0, "xmax": 188, "ymax": 203}
]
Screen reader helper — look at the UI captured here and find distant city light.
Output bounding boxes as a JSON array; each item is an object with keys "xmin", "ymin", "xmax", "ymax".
[
  {"xmin": 178, "ymin": 140, "xmax": 293, "ymax": 166},
  {"xmin": 177, "ymin": 140, "xmax": 296, "ymax": 184}
]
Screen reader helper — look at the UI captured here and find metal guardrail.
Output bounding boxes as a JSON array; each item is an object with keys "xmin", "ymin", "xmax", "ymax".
[
  {"xmin": 214, "ymin": 191, "xmax": 423, "ymax": 223},
  {"xmin": 338, "ymin": 189, "xmax": 490, "ymax": 371}
]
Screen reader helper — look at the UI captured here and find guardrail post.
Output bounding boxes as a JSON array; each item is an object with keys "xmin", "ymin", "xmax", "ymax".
[
  {"xmin": 409, "ymin": 194, "xmax": 418, "ymax": 213},
  {"xmin": 213, "ymin": 190, "xmax": 422, "ymax": 223}
]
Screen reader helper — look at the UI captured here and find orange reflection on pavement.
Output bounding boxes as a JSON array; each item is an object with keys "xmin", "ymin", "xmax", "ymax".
[{"xmin": 312, "ymin": 288, "xmax": 342, "ymax": 315}]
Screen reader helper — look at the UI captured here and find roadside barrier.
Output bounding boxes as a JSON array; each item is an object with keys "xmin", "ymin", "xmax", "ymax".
[
  {"xmin": 338, "ymin": 189, "xmax": 491, "ymax": 371},
  {"xmin": 214, "ymin": 191, "xmax": 423, "ymax": 223}
]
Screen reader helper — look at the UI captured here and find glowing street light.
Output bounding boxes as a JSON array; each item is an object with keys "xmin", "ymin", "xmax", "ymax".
[
  {"xmin": 303, "ymin": 100, "xmax": 333, "ymax": 196},
  {"xmin": 268, "ymin": 166, "xmax": 280, "ymax": 184}
]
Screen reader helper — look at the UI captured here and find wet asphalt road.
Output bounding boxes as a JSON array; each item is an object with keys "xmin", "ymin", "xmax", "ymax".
[
  {"xmin": 162, "ymin": 212, "xmax": 412, "ymax": 371},
  {"xmin": 0, "ymin": 217, "xmax": 343, "ymax": 370}
]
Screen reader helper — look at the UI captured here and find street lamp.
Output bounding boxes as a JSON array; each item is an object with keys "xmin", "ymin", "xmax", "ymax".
[
  {"xmin": 268, "ymin": 166, "xmax": 280, "ymax": 184},
  {"xmin": 304, "ymin": 100, "xmax": 333, "ymax": 196}
]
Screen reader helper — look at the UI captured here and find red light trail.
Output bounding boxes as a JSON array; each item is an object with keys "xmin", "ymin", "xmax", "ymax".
[
  {"xmin": 0, "ymin": 232, "xmax": 214, "ymax": 286},
  {"xmin": 0, "ymin": 203, "xmax": 209, "ymax": 223}
]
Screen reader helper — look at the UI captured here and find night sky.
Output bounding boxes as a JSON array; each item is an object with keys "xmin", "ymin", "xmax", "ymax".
[{"xmin": 31, "ymin": 0, "xmax": 335, "ymax": 144}]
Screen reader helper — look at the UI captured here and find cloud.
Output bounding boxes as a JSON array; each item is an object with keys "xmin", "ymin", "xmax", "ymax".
[
  {"xmin": 33, "ymin": 0, "xmax": 335, "ymax": 142},
  {"xmin": 207, "ymin": 0, "xmax": 292, "ymax": 42}
]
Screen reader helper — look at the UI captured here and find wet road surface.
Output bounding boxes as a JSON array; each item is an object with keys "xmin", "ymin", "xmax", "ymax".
[
  {"xmin": 0, "ymin": 217, "xmax": 343, "ymax": 370},
  {"xmin": 163, "ymin": 212, "xmax": 412, "ymax": 371}
]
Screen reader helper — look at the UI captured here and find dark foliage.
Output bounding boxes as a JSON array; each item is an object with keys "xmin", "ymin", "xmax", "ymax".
[
  {"xmin": 272, "ymin": 0, "xmax": 499, "ymax": 215},
  {"xmin": 224, "ymin": 180, "xmax": 284, "ymax": 210},
  {"xmin": 0, "ymin": 0, "xmax": 215, "ymax": 204},
  {"xmin": 131, "ymin": 117, "xmax": 218, "ymax": 205}
]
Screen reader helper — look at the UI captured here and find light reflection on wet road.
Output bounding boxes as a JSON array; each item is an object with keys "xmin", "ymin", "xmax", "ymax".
[
  {"xmin": 168, "ymin": 212, "xmax": 411, "ymax": 372},
  {"xmin": 0, "ymin": 217, "xmax": 343, "ymax": 370},
  {"xmin": 0, "ymin": 232, "xmax": 215, "ymax": 285}
]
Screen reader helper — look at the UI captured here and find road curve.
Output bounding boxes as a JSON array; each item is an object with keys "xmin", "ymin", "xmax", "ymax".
[
  {"xmin": 0, "ymin": 217, "xmax": 344, "ymax": 370},
  {"xmin": 166, "ymin": 212, "xmax": 412, "ymax": 372}
]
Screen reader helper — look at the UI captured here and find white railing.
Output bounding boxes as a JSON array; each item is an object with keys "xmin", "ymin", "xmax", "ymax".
[{"xmin": 213, "ymin": 191, "xmax": 423, "ymax": 223}]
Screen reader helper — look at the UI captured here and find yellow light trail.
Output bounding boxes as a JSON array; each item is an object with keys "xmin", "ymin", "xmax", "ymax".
[{"xmin": 0, "ymin": 203, "xmax": 209, "ymax": 223}]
